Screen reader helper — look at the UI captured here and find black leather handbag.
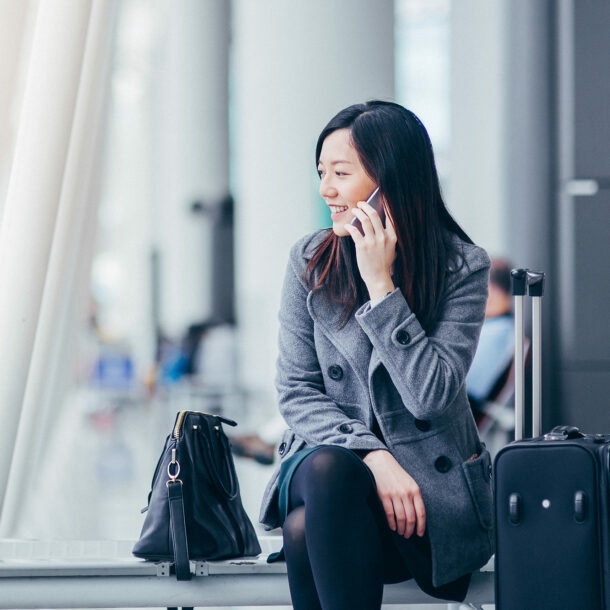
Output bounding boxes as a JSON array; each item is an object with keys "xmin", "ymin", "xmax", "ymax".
[{"xmin": 133, "ymin": 410, "xmax": 261, "ymax": 580}]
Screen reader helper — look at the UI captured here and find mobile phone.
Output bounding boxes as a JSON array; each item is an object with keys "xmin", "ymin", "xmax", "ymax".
[{"xmin": 350, "ymin": 187, "xmax": 385, "ymax": 235}]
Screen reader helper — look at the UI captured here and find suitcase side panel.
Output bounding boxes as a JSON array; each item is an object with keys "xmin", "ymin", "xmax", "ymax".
[{"xmin": 494, "ymin": 441, "xmax": 603, "ymax": 610}]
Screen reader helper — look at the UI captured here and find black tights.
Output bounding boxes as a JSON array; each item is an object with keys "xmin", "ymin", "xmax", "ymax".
[{"xmin": 282, "ymin": 446, "xmax": 395, "ymax": 610}]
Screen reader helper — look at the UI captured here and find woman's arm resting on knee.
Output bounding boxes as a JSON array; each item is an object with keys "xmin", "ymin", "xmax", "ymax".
[{"xmin": 363, "ymin": 449, "xmax": 426, "ymax": 539}]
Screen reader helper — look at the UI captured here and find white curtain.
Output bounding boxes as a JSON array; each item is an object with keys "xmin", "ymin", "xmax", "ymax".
[
  {"xmin": 0, "ymin": 0, "xmax": 118, "ymax": 535},
  {"xmin": 0, "ymin": 0, "xmax": 34, "ymax": 223}
]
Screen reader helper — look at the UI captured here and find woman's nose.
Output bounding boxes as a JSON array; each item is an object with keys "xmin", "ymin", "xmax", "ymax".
[{"xmin": 319, "ymin": 176, "xmax": 336, "ymax": 198}]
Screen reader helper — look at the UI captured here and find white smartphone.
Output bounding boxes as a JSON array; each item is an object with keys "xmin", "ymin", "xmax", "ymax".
[{"xmin": 350, "ymin": 187, "xmax": 385, "ymax": 235}]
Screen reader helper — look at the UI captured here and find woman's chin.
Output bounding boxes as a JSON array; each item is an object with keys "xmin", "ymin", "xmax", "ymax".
[{"xmin": 332, "ymin": 223, "xmax": 350, "ymax": 237}]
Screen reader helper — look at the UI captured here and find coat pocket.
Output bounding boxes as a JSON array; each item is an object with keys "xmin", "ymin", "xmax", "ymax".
[{"xmin": 461, "ymin": 448, "xmax": 494, "ymax": 531}]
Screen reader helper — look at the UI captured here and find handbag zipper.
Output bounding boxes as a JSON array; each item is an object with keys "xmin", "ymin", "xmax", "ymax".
[{"xmin": 173, "ymin": 410, "xmax": 238, "ymax": 440}]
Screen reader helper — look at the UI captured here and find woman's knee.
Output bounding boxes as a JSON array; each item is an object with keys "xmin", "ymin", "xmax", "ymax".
[{"xmin": 293, "ymin": 446, "xmax": 374, "ymax": 500}]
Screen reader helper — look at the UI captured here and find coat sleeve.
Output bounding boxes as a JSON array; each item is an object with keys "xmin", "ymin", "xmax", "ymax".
[
  {"xmin": 355, "ymin": 246, "xmax": 490, "ymax": 420},
  {"xmin": 275, "ymin": 243, "xmax": 387, "ymax": 451}
]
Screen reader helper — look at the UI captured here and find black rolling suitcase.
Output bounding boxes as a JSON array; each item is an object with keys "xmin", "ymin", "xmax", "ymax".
[{"xmin": 494, "ymin": 269, "xmax": 610, "ymax": 610}]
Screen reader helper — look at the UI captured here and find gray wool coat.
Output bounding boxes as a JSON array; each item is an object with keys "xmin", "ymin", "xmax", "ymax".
[{"xmin": 259, "ymin": 229, "xmax": 494, "ymax": 588}]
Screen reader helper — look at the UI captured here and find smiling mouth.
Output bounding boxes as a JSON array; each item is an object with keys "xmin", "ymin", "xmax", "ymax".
[{"xmin": 329, "ymin": 205, "xmax": 349, "ymax": 214}]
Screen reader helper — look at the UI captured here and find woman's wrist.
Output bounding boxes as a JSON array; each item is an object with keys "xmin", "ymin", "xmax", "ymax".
[
  {"xmin": 362, "ymin": 448, "xmax": 391, "ymax": 466},
  {"xmin": 368, "ymin": 281, "xmax": 395, "ymax": 301}
]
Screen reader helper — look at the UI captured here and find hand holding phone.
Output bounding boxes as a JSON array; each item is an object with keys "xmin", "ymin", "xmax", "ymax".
[{"xmin": 351, "ymin": 187, "xmax": 385, "ymax": 235}]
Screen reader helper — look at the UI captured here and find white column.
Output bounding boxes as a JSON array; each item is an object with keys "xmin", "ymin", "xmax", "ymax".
[
  {"xmin": 231, "ymin": 0, "xmax": 395, "ymax": 430},
  {"xmin": 0, "ymin": 0, "xmax": 93, "ymax": 512},
  {"xmin": 151, "ymin": 0, "xmax": 230, "ymax": 338},
  {"xmin": 450, "ymin": 0, "xmax": 508, "ymax": 255},
  {"xmin": 0, "ymin": 0, "xmax": 118, "ymax": 535}
]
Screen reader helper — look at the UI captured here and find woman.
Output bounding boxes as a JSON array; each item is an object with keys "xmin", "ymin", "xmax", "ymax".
[{"xmin": 259, "ymin": 100, "xmax": 493, "ymax": 609}]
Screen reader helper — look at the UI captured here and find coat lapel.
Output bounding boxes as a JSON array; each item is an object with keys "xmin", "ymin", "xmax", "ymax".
[{"xmin": 307, "ymin": 287, "xmax": 373, "ymax": 376}]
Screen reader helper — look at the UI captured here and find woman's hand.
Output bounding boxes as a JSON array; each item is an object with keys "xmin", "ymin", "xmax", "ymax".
[
  {"xmin": 363, "ymin": 449, "xmax": 426, "ymax": 538},
  {"xmin": 344, "ymin": 197, "xmax": 397, "ymax": 300}
]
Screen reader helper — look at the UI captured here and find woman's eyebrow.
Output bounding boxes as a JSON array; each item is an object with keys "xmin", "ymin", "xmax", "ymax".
[{"xmin": 317, "ymin": 159, "xmax": 354, "ymax": 168}]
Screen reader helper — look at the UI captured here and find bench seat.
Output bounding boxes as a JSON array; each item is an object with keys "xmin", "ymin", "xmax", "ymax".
[{"xmin": 0, "ymin": 538, "xmax": 494, "ymax": 608}]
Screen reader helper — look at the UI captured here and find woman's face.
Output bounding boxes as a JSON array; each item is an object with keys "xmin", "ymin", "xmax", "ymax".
[{"xmin": 317, "ymin": 128, "xmax": 377, "ymax": 237}]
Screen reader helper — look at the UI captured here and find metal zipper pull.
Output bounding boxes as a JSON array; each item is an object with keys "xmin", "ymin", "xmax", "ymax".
[{"xmin": 167, "ymin": 447, "xmax": 181, "ymax": 483}]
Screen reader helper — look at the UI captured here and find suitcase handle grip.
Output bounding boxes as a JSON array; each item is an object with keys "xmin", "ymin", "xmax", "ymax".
[
  {"xmin": 543, "ymin": 425, "xmax": 583, "ymax": 441},
  {"xmin": 510, "ymin": 268, "xmax": 528, "ymax": 296},
  {"xmin": 527, "ymin": 271, "xmax": 545, "ymax": 297}
]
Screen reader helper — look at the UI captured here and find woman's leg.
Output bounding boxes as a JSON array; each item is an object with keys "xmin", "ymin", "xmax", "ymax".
[{"xmin": 282, "ymin": 446, "xmax": 385, "ymax": 610}]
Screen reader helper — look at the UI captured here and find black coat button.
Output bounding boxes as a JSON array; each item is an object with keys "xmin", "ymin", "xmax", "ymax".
[
  {"xmin": 414, "ymin": 419, "xmax": 431, "ymax": 432},
  {"xmin": 328, "ymin": 365, "xmax": 344, "ymax": 380},
  {"xmin": 278, "ymin": 442, "xmax": 287, "ymax": 455},
  {"xmin": 434, "ymin": 455, "xmax": 452, "ymax": 473},
  {"xmin": 396, "ymin": 330, "xmax": 411, "ymax": 345},
  {"xmin": 339, "ymin": 423, "xmax": 353, "ymax": 434}
]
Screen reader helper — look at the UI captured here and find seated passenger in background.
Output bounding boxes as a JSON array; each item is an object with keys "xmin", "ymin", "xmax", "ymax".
[{"xmin": 466, "ymin": 258, "xmax": 515, "ymax": 424}]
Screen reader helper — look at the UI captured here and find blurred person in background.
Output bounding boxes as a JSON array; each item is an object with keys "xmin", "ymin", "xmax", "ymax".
[
  {"xmin": 466, "ymin": 258, "xmax": 516, "ymax": 453},
  {"xmin": 259, "ymin": 100, "xmax": 494, "ymax": 609},
  {"xmin": 466, "ymin": 257, "xmax": 514, "ymax": 419}
]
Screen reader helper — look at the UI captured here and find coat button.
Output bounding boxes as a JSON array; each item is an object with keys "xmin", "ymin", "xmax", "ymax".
[
  {"xmin": 414, "ymin": 419, "xmax": 431, "ymax": 432},
  {"xmin": 278, "ymin": 442, "xmax": 287, "ymax": 455},
  {"xmin": 434, "ymin": 455, "xmax": 452, "ymax": 473},
  {"xmin": 328, "ymin": 365, "xmax": 344, "ymax": 380},
  {"xmin": 396, "ymin": 329, "xmax": 411, "ymax": 345},
  {"xmin": 339, "ymin": 423, "xmax": 353, "ymax": 434}
]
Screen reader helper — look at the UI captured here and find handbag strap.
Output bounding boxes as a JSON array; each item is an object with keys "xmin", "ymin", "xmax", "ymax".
[{"xmin": 167, "ymin": 479, "xmax": 191, "ymax": 581}]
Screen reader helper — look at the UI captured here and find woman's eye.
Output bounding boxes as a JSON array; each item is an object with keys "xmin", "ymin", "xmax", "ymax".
[{"xmin": 317, "ymin": 169, "xmax": 324, "ymax": 178}]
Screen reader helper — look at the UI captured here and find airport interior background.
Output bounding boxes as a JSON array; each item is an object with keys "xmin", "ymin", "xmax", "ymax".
[{"xmin": 0, "ymin": 1, "xmax": 609, "ymax": 608}]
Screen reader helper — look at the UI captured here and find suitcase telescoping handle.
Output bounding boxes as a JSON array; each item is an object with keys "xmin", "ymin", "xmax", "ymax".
[
  {"xmin": 511, "ymin": 269, "xmax": 527, "ymax": 440},
  {"xmin": 511, "ymin": 268, "xmax": 545, "ymax": 440},
  {"xmin": 528, "ymin": 271, "xmax": 545, "ymax": 439}
]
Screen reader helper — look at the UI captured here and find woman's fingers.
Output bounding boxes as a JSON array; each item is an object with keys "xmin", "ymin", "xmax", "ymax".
[
  {"xmin": 382, "ymin": 497, "xmax": 397, "ymax": 533},
  {"xmin": 393, "ymin": 498, "xmax": 408, "ymax": 537},
  {"xmin": 363, "ymin": 450, "xmax": 426, "ymax": 538},
  {"xmin": 397, "ymin": 491, "xmax": 423, "ymax": 539},
  {"xmin": 380, "ymin": 489, "xmax": 425, "ymax": 538},
  {"xmin": 414, "ymin": 493, "xmax": 427, "ymax": 537},
  {"xmin": 402, "ymin": 499, "xmax": 416, "ymax": 538},
  {"xmin": 352, "ymin": 200, "xmax": 384, "ymax": 234}
]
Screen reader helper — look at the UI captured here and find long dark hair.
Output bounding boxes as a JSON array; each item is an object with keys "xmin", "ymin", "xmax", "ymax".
[{"xmin": 306, "ymin": 100, "xmax": 472, "ymax": 332}]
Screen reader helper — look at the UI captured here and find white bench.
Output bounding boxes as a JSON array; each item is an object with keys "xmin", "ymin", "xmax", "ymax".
[{"xmin": 0, "ymin": 538, "xmax": 494, "ymax": 609}]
